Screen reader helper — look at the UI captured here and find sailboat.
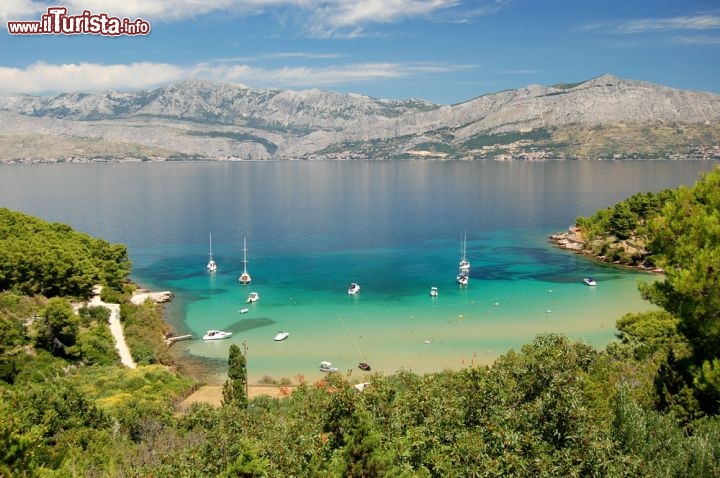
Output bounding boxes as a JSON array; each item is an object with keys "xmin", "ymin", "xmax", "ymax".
[
  {"xmin": 238, "ymin": 236, "xmax": 251, "ymax": 284},
  {"xmin": 458, "ymin": 230, "xmax": 470, "ymax": 273},
  {"xmin": 457, "ymin": 230, "xmax": 470, "ymax": 286},
  {"xmin": 206, "ymin": 233, "xmax": 217, "ymax": 272}
]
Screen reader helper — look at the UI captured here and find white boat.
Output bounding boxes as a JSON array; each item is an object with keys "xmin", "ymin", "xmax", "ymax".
[
  {"xmin": 583, "ymin": 277, "xmax": 597, "ymax": 286},
  {"xmin": 246, "ymin": 292, "xmax": 259, "ymax": 303},
  {"xmin": 239, "ymin": 308, "xmax": 249, "ymax": 314},
  {"xmin": 348, "ymin": 282, "xmax": 361, "ymax": 295},
  {"xmin": 273, "ymin": 331, "xmax": 289, "ymax": 341},
  {"xmin": 458, "ymin": 230, "xmax": 470, "ymax": 273},
  {"xmin": 430, "ymin": 286, "xmax": 438, "ymax": 297},
  {"xmin": 238, "ymin": 236, "xmax": 252, "ymax": 284},
  {"xmin": 319, "ymin": 361, "xmax": 338, "ymax": 373},
  {"xmin": 203, "ymin": 329, "xmax": 232, "ymax": 340},
  {"xmin": 206, "ymin": 233, "xmax": 217, "ymax": 272},
  {"xmin": 457, "ymin": 273, "xmax": 468, "ymax": 286}
]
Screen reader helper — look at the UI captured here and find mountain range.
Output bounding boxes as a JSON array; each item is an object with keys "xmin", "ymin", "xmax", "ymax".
[{"xmin": 1, "ymin": 74, "xmax": 719, "ymax": 162}]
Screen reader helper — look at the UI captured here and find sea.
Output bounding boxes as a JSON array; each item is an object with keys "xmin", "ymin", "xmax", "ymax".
[{"xmin": 0, "ymin": 159, "xmax": 716, "ymax": 383}]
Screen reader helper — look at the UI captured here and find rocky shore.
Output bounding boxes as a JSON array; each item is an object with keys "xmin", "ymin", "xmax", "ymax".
[
  {"xmin": 550, "ymin": 226, "xmax": 663, "ymax": 273},
  {"xmin": 131, "ymin": 289, "xmax": 175, "ymax": 305}
]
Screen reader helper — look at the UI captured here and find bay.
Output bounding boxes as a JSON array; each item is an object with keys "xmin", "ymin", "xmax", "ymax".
[{"xmin": 0, "ymin": 160, "xmax": 716, "ymax": 383}]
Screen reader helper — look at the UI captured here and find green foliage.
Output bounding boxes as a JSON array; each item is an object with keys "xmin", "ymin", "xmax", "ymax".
[
  {"xmin": 641, "ymin": 168, "xmax": 720, "ymax": 365},
  {"xmin": 34, "ymin": 297, "xmax": 80, "ymax": 357},
  {"xmin": 572, "ymin": 167, "xmax": 720, "ymax": 418},
  {"xmin": 575, "ymin": 190, "xmax": 671, "ymax": 244},
  {"xmin": 100, "ymin": 286, "xmax": 124, "ymax": 303},
  {"xmin": 0, "ymin": 396, "xmax": 45, "ymax": 476},
  {"xmin": 1, "ymin": 172, "xmax": 720, "ymax": 475},
  {"xmin": 693, "ymin": 358, "xmax": 720, "ymax": 413},
  {"xmin": 223, "ymin": 344, "xmax": 248, "ymax": 407},
  {"xmin": 0, "ymin": 208, "xmax": 131, "ymax": 298},
  {"xmin": 615, "ymin": 310, "xmax": 688, "ymax": 361},
  {"xmin": 120, "ymin": 301, "xmax": 172, "ymax": 365},
  {"xmin": 5, "ymin": 332, "xmax": 720, "ymax": 476},
  {"xmin": 75, "ymin": 321, "xmax": 119, "ymax": 366},
  {"xmin": 613, "ymin": 386, "xmax": 720, "ymax": 476},
  {"xmin": 462, "ymin": 128, "xmax": 553, "ymax": 149}
]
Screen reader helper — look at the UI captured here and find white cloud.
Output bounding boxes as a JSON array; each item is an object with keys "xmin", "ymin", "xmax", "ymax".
[
  {"xmin": 0, "ymin": 60, "xmax": 472, "ymax": 95},
  {"xmin": 673, "ymin": 34, "xmax": 720, "ymax": 45},
  {"xmin": 325, "ymin": 0, "xmax": 459, "ymax": 26},
  {"xmin": 0, "ymin": 62, "xmax": 185, "ymax": 94},
  {"xmin": 615, "ymin": 14, "xmax": 720, "ymax": 34},
  {"xmin": 582, "ymin": 13, "xmax": 720, "ymax": 35}
]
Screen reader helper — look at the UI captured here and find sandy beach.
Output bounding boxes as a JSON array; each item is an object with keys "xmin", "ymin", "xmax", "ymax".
[{"xmin": 178, "ymin": 385, "xmax": 295, "ymax": 410}]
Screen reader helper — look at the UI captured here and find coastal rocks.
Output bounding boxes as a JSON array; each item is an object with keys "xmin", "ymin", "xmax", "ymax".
[
  {"xmin": 550, "ymin": 226, "xmax": 662, "ymax": 273},
  {"xmin": 549, "ymin": 226, "xmax": 585, "ymax": 251},
  {"xmin": 131, "ymin": 289, "xmax": 174, "ymax": 305}
]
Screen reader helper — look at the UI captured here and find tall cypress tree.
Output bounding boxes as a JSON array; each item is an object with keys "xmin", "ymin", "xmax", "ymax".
[{"xmin": 222, "ymin": 343, "xmax": 247, "ymax": 407}]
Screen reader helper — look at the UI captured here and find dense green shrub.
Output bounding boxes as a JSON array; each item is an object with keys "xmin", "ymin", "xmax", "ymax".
[{"xmin": 0, "ymin": 208, "xmax": 131, "ymax": 298}]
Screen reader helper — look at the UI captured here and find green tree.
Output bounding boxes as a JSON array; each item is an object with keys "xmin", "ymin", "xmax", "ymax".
[
  {"xmin": 609, "ymin": 201, "xmax": 638, "ymax": 240},
  {"xmin": 35, "ymin": 297, "xmax": 79, "ymax": 357},
  {"xmin": 641, "ymin": 168, "xmax": 720, "ymax": 363},
  {"xmin": 615, "ymin": 310, "xmax": 688, "ymax": 360},
  {"xmin": 223, "ymin": 344, "xmax": 248, "ymax": 407}
]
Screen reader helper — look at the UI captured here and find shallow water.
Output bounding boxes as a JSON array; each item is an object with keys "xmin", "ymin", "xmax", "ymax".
[{"xmin": 0, "ymin": 160, "xmax": 715, "ymax": 383}]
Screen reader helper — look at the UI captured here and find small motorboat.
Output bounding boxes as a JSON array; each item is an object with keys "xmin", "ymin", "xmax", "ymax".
[
  {"xmin": 583, "ymin": 277, "xmax": 597, "ymax": 286},
  {"xmin": 457, "ymin": 273, "xmax": 468, "ymax": 286},
  {"xmin": 348, "ymin": 283, "xmax": 361, "ymax": 295},
  {"xmin": 246, "ymin": 292, "xmax": 260, "ymax": 303},
  {"xmin": 203, "ymin": 330, "xmax": 232, "ymax": 340},
  {"xmin": 430, "ymin": 286, "xmax": 438, "ymax": 297},
  {"xmin": 319, "ymin": 361, "xmax": 338, "ymax": 373},
  {"xmin": 273, "ymin": 331, "xmax": 289, "ymax": 341},
  {"xmin": 239, "ymin": 308, "xmax": 249, "ymax": 314},
  {"xmin": 358, "ymin": 362, "xmax": 371, "ymax": 371}
]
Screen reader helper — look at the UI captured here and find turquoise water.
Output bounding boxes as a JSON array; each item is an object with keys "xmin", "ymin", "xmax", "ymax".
[
  {"xmin": 151, "ymin": 228, "xmax": 659, "ymax": 383},
  {"xmin": 0, "ymin": 160, "xmax": 715, "ymax": 382}
]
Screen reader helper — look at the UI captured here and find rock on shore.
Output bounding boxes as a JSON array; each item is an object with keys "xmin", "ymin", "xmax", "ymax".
[
  {"xmin": 549, "ymin": 226, "xmax": 585, "ymax": 251},
  {"xmin": 131, "ymin": 289, "xmax": 174, "ymax": 305},
  {"xmin": 550, "ymin": 226, "xmax": 662, "ymax": 273}
]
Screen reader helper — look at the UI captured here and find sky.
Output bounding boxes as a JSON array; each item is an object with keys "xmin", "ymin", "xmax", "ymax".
[{"xmin": 1, "ymin": 0, "xmax": 719, "ymax": 104}]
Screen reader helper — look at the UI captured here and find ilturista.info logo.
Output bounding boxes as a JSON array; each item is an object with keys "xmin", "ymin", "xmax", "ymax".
[{"xmin": 7, "ymin": 7, "xmax": 151, "ymax": 36}]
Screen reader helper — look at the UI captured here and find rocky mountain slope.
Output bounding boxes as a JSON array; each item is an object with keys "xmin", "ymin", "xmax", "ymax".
[{"xmin": 1, "ymin": 74, "xmax": 719, "ymax": 161}]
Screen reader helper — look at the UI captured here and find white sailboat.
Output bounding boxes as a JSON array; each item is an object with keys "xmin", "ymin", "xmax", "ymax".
[
  {"xmin": 238, "ymin": 236, "xmax": 251, "ymax": 284},
  {"xmin": 459, "ymin": 230, "xmax": 470, "ymax": 273},
  {"xmin": 206, "ymin": 233, "xmax": 217, "ymax": 272},
  {"xmin": 457, "ymin": 230, "xmax": 470, "ymax": 286}
]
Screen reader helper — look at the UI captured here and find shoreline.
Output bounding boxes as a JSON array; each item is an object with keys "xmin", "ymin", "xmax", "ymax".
[{"xmin": 549, "ymin": 226, "xmax": 664, "ymax": 274}]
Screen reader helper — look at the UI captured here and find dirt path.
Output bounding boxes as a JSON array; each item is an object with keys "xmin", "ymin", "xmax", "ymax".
[{"xmin": 89, "ymin": 287, "xmax": 136, "ymax": 369}]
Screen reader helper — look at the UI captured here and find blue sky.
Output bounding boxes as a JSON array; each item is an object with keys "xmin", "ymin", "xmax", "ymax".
[{"xmin": 1, "ymin": 0, "xmax": 719, "ymax": 104}]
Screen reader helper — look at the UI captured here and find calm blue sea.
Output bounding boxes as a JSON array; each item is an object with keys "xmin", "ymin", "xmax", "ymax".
[{"xmin": 0, "ymin": 160, "xmax": 716, "ymax": 382}]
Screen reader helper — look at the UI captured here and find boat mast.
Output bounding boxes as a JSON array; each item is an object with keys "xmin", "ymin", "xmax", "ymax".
[
  {"xmin": 239, "ymin": 236, "xmax": 252, "ymax": 283},
  {"xmin": 242, "ymin": 237, "xmax": 248, "ymax": 275},
  {"xmin": 207, "ymin": 233, "xmax": 217, "ymax": 271}
]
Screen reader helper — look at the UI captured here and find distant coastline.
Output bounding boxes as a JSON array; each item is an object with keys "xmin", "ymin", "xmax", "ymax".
[
  {"xmin": 1, "ymin": 152, "xmax": 718, "ymax": 164},
  {"xmin": 1, "ymin": 75, "xmax": 719, "ymax": 162}
]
